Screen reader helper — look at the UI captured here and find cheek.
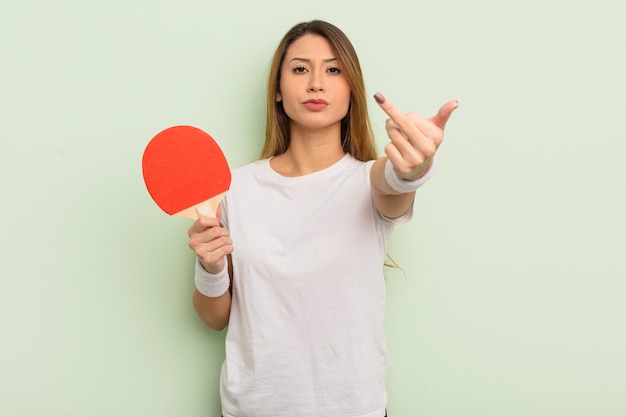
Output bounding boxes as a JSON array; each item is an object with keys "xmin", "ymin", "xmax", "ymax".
[
  {"xmin": 278, "ymin": 79, "xmax": 297, "ymax": 104},
  {"xmin": 337, "ymin": 82, "xmax": 352, "ymax": 113},
  {"xmin": 337, "ymin": 77, "xmax": 351, "ymax": 96}
]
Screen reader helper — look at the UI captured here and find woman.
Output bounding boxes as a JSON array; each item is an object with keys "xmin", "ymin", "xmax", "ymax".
[{"xmin": 188, "ymin": 20, "xmax": 457, "ymax": 417}]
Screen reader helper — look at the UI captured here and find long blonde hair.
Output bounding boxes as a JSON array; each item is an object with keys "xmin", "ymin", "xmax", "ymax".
[{"xmin": 260, "ymin": 20, "xmax": 378, "ymax": 162}]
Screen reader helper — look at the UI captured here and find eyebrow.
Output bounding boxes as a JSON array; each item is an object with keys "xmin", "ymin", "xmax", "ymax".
[{"xmin": 289, "ymin": 57, "xmax": 338, "ymax": 63}]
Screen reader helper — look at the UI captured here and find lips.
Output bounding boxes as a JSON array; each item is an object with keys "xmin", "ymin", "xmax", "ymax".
[
  {"xmin": 303, "ymin": 99, "xmax": 328, "ymax": 111},
  {"xmin": 304, "ymin": 99, "xmax": 328, "ymax": 105}
]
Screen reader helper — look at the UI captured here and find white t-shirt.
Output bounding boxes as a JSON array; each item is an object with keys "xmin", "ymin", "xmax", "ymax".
[{"xmin": 219, "ymin": 154, "xmax": 411, "ymax": 417}]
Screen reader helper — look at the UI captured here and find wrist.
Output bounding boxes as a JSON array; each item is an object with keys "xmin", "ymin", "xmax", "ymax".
[
  {"xmin": 384, "ymin": 155, "xmax": 438, "ymax": 194},
  {"xmin": 194, "ymin": 257, "xmax": 230, "ymax": 297},
  {"xmin": 199, "ymin": 258, "xmax": 224, "ymax": 275}
]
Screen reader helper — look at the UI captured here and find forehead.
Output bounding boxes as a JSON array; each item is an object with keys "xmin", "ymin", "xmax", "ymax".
[{"xmin": 284, "ymin": 34, "xmax": 336, "ymax": 59}]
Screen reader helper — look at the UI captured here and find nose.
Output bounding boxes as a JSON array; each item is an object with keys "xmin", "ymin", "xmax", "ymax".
[{"xmin": 308, "ymin": 71, "xmax": 324, "ymax": 92}]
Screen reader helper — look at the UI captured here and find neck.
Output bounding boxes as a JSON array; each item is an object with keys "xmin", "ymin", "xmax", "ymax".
[{"xmin": 271, "ymin": 124, "xmax": 345, "ymax": 177}]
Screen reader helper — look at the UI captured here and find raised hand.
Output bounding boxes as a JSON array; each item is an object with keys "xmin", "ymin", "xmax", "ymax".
[{"xmin": 374, "ymin": 92, "xmax": 458, "ymax": 181}]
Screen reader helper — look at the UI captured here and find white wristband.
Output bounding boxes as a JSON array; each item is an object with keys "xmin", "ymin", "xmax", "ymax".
[
  {"xmin": 384, "ymin": 155, "xmax": 438, "ymax": 193},
  {"xmin": 194, "ymin": 257, "xmax": 230, "ymax": 297}
]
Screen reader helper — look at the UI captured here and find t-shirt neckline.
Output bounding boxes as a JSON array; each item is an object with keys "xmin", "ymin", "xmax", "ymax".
[{"xmin": 263, "ymin": 153, "xmax": 354, "ymax": 184}]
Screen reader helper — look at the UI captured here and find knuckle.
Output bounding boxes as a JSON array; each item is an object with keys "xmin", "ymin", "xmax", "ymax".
[
  {"xmin": 392, "ymin": 161, "xmax": 409, "ymax": 175},
  {"xmin": 220, "ymin": 245, "xmax": 234, "ymax": 257},
  {"xmin": 395, "ymin": 117, "xmax": 412, "ymax": 132},
  {"xmin": 200, "ymin": 216, "xmax": 218, "ymax": 229},
  {"xmin": 188, "ymin": 236, "xmax": 200, "ymax": 250},
  {"xmin": 395, "ymin": 114, "xmax": 414, "ymax": 130},
  {"xmin": 422, "ymin": 142, "xmax": 436, "ymax": 156},
  {"xmin": 202, "ymin": 256, "xmax": 217, "ymax": 266}
]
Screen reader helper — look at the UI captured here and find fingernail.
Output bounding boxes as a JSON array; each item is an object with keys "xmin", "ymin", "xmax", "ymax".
[{"xmin": 374, "ymin": 92, "xmax": 385, "ymax": 104}]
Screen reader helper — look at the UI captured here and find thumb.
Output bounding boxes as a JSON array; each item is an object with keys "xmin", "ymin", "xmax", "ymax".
[
  {"xmin": 430, "ymin": 100, "xmax": 459, "ymax": 130},
  {"xmin": 216, "ymin": 204, "xmax": 224, "ymax": 225}
]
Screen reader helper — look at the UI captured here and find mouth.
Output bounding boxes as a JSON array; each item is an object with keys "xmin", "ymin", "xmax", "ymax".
[
  {"xmin": 303, "ymin": 99, "xmax": 329, "ymax": 105},
  {"xmin": 303, "ymin": 99, "xmax": 329, "ymax": 111}
]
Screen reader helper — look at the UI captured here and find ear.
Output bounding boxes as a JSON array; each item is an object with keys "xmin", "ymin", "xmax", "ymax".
[{"xmin": 275, "ymin": 92, "xmax": 282, "ymax": 102}]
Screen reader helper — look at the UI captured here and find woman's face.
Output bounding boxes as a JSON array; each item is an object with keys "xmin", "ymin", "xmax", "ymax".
[{"xmin": 277, "ymin": 34, "xmax": 351, "ymax": 133}]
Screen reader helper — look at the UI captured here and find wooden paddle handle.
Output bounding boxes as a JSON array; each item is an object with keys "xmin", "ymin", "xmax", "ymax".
[{"xmin": 172, "ymin": 192, "xmax": 227, "ymax": 220}]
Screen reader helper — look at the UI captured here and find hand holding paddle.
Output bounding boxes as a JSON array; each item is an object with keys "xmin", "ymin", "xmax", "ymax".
[{"xmin": 188, "ymin": 206, "xmax": 233, "ymax": 273}]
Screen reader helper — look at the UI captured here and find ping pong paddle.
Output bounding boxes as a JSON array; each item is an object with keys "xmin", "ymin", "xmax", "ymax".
[{"xmin": 142, "ymin": 125, "xmax": 231, "ymax": 220}]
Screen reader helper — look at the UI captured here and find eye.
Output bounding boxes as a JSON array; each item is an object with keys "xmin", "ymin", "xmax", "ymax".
[
  {"xmin": 292, "ymin": 65, "xmax": 308, "ymax": 74},
  {"xmin": 327, "ymin": 66, "xmax": 342, "ymax": 75}
]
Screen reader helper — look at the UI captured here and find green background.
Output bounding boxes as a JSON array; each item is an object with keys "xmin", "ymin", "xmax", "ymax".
[{"xmin": 1, "ymin": 0, "xmax": 624, "ymax": 416}]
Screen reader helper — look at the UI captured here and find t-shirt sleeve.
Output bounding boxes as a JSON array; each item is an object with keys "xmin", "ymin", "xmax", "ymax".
[{"xmin": 380, "ymin": 200, "xmax": 414, "ymax": 224}]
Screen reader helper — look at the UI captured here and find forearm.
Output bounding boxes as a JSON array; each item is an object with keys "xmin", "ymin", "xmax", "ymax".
[
  {"xmin": 370, "ymin": 157, "xmax": 417, "ymax": 219},
  {"xmin": 192, "ymin": 256, "xmax": 233, "ymax": 331},
  {"xmin": 192, "ymin": 288, "xmax": 231, "ymax": 331}
]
